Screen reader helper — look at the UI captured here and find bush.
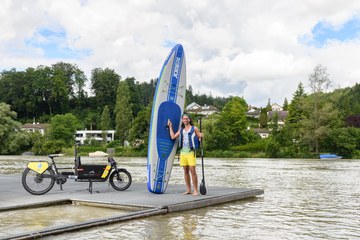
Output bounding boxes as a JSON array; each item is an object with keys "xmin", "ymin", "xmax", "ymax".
[
  {"xmin": 107, "ymin": 140, "xmax": 121, "ymax": 148},
  {"xmin": 231, "ymin": 139, "xmax": 268, "ymax": 152},
  {"xmin": 43, "ymin": 140, "xmax": 66, "ymax": 154},
  {"xmin": 352, "ymin": 150, "xmax": 360, "ymax": 159},
  {"xmin": 83, "ymin": 138, "xmax": 102, "ymax": 147},
  {"xmin": 265, "ymin": 141, "xmax": 281, "ymax": 158}
]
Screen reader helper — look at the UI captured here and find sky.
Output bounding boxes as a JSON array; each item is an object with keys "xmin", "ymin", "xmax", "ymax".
[{"xmin": 1, "ymin": 0, "xmax": 360, "ymax": 107}]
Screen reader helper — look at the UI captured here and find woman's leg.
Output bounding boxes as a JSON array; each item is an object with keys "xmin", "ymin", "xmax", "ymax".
[
  {"xmin": 183, "ymin": 166, "xmax": 191, "ymax": 194},
  {"xmin": 189, "ymin": 166, "xmax": 199, "ymax": 195}
]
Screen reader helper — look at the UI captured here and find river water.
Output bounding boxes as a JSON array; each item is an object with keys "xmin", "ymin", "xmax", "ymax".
[{"xmin": 1, "ymin": 156, "xmax": 359, "ymax": 239}]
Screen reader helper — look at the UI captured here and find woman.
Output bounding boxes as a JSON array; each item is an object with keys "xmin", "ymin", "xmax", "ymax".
[{"xmin": 168, "ymin": 114, "xmax": 202, "ymax": 196}]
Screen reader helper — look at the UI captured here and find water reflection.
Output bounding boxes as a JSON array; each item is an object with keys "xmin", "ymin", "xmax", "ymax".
[
  {"xmin": 1, "ymin": 156, "xmax": 360, "ymax": 239},
  {"xmin": 0, "ymin": 204, "xmax": 132, "ymax": 239}
]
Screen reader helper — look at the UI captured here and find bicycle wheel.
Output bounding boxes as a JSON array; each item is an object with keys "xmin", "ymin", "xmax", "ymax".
[
  {"xmin": 109, "ymin": 169, "xmax": 132, "ymax": 191},
  {"xmin": 22, "ymin": 167, "xmax": 55, "ymax": 195}
]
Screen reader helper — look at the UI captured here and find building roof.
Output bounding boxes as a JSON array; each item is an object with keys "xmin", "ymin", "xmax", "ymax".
[
  {"xmin": 186, "ymin": 102, "xmax": 201, "ymax": 110},
  {"xmin": 253, "ymin": 128, "xmax": 271, "ymax": 134},
  {"xmin": 246, "ymin": 109, "xmax": 261, "ymax": 116},
  {"xmin": 21, "ymin": 123, "xmax": 50, "ymax": 129},
  {"xmin": 271, "ymin": 103, "xmax": 283, "ymax": 111},
  {"xmin": 267, "ymin": 111, "xmax": 288, "ymax": 120},
  {"xmin": 186, "ymin": 105, "xmax": 219, "ymax": 114}
]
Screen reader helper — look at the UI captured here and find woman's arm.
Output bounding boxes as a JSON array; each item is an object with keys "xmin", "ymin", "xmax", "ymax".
[
  {"xmin": 194, "ymin": 126, "xmax": 203, "ymax": 141},
  {"xmin": 168, "ymin": 119, "xmax": 180, "ymax": 139}
]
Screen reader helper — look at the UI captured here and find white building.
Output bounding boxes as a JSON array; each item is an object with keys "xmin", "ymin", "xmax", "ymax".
[
  {"xmin": 21, "ymin": 123, "xmax": 50, "ymax": 135},
  {"xmin": 253, "ymin": 128, "xmax": 270, "ymax": 138},
  {"xmin": 185, "ymin": 102, "xmax": 220, "ymax": 116},
  {"xmin": 186, "ymin": 102, "xmax": 201, "ymax": 111},
  {"xmin": 75, "ymin": 130, "xmax": 116, "ymax": 144},
  {"xmin": 271, "ymin": 103, "xmax": 283, "ymax": 111}
]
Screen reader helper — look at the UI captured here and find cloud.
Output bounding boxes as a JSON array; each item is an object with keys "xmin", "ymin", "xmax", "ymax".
[{"xmin": 1, "ymin": 0, "xmax": 360, "ymax": 107}]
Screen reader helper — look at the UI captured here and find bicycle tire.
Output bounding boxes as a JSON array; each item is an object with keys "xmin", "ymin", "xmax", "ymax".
[
  {"xmin": 22, "ymin": 167, "xmax": 55, "ymax": 195},
  {"xmin": 109, "ymin": 169, "xmax": 132, "ymax": 191}
]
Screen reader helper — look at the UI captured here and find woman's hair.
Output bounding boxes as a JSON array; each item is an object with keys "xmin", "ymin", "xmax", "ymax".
[{"xmin": 181, "ymin": 114, "xmax": 193, "ymax": 128}]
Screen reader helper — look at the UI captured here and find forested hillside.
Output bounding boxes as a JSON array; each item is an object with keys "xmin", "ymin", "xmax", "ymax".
[{"xmin": 1, "ymin": 63, "xmax": 359, "ymax": 158}]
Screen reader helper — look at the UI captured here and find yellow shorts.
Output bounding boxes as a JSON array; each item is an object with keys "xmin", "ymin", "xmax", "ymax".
[{"xmin": 180, "ymin": 151, "xmax": 196, "ymax": 167}]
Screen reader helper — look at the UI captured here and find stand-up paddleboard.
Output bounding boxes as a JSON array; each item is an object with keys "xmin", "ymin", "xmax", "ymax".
[{"xmin": 147, "ymin": 44, "xmax": 186, "ymax": 193}]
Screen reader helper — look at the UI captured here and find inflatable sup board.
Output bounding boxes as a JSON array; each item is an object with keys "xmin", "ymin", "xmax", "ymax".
[{"xmin": 147, "ymin": 44, "xmax": 186, "ymax": 193}]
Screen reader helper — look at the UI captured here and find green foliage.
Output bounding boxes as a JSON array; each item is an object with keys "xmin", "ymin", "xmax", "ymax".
[
  {"xmin": 327, "ymin": 127, "xmax": 360, "ymax": 158},
  {"xmin": 300, "ymin": 65, "xmax": 337, "ymax": 154},
  {"xmin": 106, "ymin": 140, "xmax": 121, "ymax": 148},
  {"xmin": 29, "ymin": 131, "xmax": 46, "ymax": 155},
  {"xmin": 220, "ymin": 96, "xmax": 249, "ymax": 145},
  {"xmin": 82, "ymin": 138, "xmax": 102, "ymax": 147},
  {"xmin": 231, "ymin": 139, "xmax": 268, "ymax": 152},
  {"xmin": 283, "ymin": 98, "xmax": 289, "ymax": 110},
  {"xmin": 287, "ymin": 82, "xmax": 306, "ymax": 124},
  {"xmin": 266, "ymin": 98, "xmax": 272, "ymax": 111},
  {"xmin": 49, "ymin": 113, "xmax": 81, "ymax": 147},
  {"xmin": 0, "ymin": 102, "xmax": 31, "ymax": 154},
  {"xmin": 265, "ymin": 140, "xmax": 281, "ymax": 158},
  {"xmin": 91, "ymin": 68, "xmax": 120, "ymax": 114},
  {"xmin": 202, "ymin": 115, "xmax": 232, "ymax": 150},
  {"xmin": 101, "ymin": 105, "xmax": 111, "ymax": 143},
  {"xmin": 129, "ymin": 105, "xmax": 151, "ymax": 146},
  {"xmin": 42, "ymin": 140, "xmax": 66, "ymax": 154},
  {"xmin": 115, "ymin": 81, "xmax": 133, "ymax": 145},
  {"xmin": 259, "ymin": 108, "xmax": 268, "ymax": 128},
  {"xmin": 2, "ymin": 62, "xmax": 360, "ymax": 158}
]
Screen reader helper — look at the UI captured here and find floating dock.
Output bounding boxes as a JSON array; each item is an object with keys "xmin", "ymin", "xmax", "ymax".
[{"xmin": 0, "ymin": 174, "xmax": 263, "ymax": 239}]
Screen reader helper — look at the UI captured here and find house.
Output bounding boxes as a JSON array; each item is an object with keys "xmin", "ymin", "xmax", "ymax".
[
  {"xmin": 271, "ymin": 103, "xmax": 283, "ymax": 111},
  {"xmin": 267, "ymin": 111, "xmax": 288, "ymax": 127},
  {"xmin": 186, "ymin": 102, "xmax": 201, "ymax": 111},
  {"xmin": 253, "ymin": 128, "xmax": 270, "ymax": 138},
  {"xmin": 75, "ymin": 130, "xmax": 116, "ymax": 144},
  {"xmin": 246, "ymin": 106, "xmax": 261, "ymax": 118},
  {"xmin": 21, "ymin": 123, "xmax": 50, "ymax": 135},
  {"xmin": 186, "ymin": 104, "xmax": 220, "ymax": 116}
]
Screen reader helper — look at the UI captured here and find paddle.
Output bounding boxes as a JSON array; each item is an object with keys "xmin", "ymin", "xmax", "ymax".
[{"xmin": 199, "ymin": 117, "xmax": 207, "ymax": 195}]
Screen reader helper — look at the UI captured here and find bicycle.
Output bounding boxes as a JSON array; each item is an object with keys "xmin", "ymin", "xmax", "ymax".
[{"xmin": 22, "ymin": 152, "xmax": 132, "ymax": 195}]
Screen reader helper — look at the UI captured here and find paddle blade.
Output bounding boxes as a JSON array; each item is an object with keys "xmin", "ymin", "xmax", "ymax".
[{"xmin": 200, "ymin": 179, "xmax": 207, "ymax": 195}]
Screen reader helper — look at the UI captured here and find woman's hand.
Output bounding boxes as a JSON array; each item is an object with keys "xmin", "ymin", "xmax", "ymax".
[
  {"xmin": 167, "ymin": 119, "xmax": 172, "ymax": 128},
  {"xmin": 199, "ymin": 132, "xmax": 203, "ymax": 141}
]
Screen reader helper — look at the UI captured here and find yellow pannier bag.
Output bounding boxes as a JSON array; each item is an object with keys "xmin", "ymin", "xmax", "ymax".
[{"xmin": 28, "ymin": 162, "xmax": 49, "ymax": 174}]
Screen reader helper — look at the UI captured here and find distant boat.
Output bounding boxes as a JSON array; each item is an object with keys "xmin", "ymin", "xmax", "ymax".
[{"xmin": 319, "ymin": 154, "xmax": 342, "ymax": 159}]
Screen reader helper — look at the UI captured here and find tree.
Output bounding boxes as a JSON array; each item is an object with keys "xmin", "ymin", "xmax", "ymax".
[
  {"xmin": 0, "ymin": 69, "xmax": 31, "ymax": 120},
  {"xmin": 101, "ymin": 105, "xmax": 111, "ymax": 143},
  {"xmin": 287, "ymin": 82, "xmax": 306, "ymax": 125},
  {"xmin": 91, "ymin": 68, "xmax": 120, "ymax": 113},
  {"xmin": 202, "ymin": 115, "xmax": 233, "ymax": 150},
  {"xmin": 220, "ymin": 96, "xmax": 248, "ymax": 145},
  {"xmin": 269, "ymin": 112, "xmax": 279, "ymax": 134},
  {"xmin": 266, "ymin": 98, "xmax": 272, "ymax": 112},
  {"xmin": 48, "ymin": 113, "xmax": 81, "ymax": 148},
  {"xmin": 114, "ymin": 81, "xmax": 133, "ymax": 145},
  {"xmin": 328, "ymin": 127, "xmax": 360, "ymax": 158},
  {"xmin": 125, "ymin": 77, "xmax": 142, "ymax": 118},
  {"xmin": 345, "ymin": 114, "xmax": 360, "ymax": 128},
  {"xmin": 283, "ymin": 98, "xmax": 289, "ymax": 110},
  {"xmin": 300, "ymin": 65, "xmax": 337, "ymax": 154},
  {"xmin": 129, "ymin": 105, "xmax": 151, "ymax": 147},
  {"xmin": 259, "ymin": 108, "xmax": 268, "ymax": 128},
  {"xmin": 0, "ymin": 102, "xmax": 30, "ymax": 154}
]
